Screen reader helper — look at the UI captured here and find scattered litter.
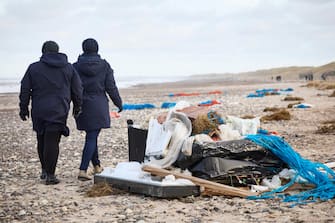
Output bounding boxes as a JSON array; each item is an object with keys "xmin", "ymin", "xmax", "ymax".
[
  {"xmin": 169, "ymin": 91, "xmax": 223, "ymax": 97},
  {"xmin": 208, "ymin": 90, "xmax": 222, "ymax": 94},
  {"xmin": 293, "ymin": 103, "xmax": 313, "ymax": 108},
  {"xmin": 261, "ymin": 109, "xmax": 291, "ymax": 122},
  {"xmin": 100, "ymin": 98, "xmax": 334, "ymax": 206},
  {"xmin": 247, "ymin": 88, "xmax": 294, "ymax": 98},
  {"xmin": 251, "ymin": 185, "xmax": 269, "ymax": 193},
  {"xmin": 283, "ymin": 96, "xmax": 304, "ymax": 101},
  {"xmin": 198, "ymin": 100, "xmax": 221, "ymax": 107},
  {"xmin": 247, "ymin": 93, "xmax": 264, "ymax": 98},
  {"xmin": 174, "ymin": 101, "xmax": 191, "ymax": 110},
  {"xmin": 256, "ymin": 88, "xmax": 280, "ymax": 95},
  {"xmin": 218, "ymin": 125, "xmax": 242, "ymax": 141},
  {"xmin": 123, "ymin": 103, "xmax": 155, "ymax": 110},
  {"xmin": 161, "ymin": 102, "xmax": 176, "ymax": 109},
  {"xmin": 226, "ymin": 116, "xmax": 260, "ymax": 136},
  {"xmin": 168, "ymin": 92, "xmax": 200, "ymax": 97},
  {"xmin": 278, "ymin": 168, "xmax": 308, "ymax": 183},
  {"xmin": 287, "ymin": 102, "xmax": 302, "ymax": 108},
  {"xmin": 261, "ymin": 175, "xmax": 281, "ymax": 189},
  {"xmin": 282, "ymin": 88, "xmax": 294, "ymax": 92}
]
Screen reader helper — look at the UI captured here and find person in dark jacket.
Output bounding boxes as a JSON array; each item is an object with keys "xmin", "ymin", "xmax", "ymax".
[
  {"xmin": 73, "ymin": 38, "xmax": 122, "ymax": 180},
  {"xmin": 19, "ymin": 41, "xmax": 83, "ymax": 185}
]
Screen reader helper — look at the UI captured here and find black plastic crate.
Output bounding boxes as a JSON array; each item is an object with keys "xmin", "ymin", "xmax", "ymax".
[{"xmin": 127, "ymin": 119, "xmax": 148, "ymax": 163}]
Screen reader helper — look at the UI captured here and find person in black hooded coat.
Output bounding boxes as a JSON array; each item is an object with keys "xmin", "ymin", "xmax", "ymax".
[
  {"xmin": 73, "ymin": 38, "xmax": 122, "ymax": 180},
  {"xmin": 19, "ymin": 41, "xmax": 83, "ymax": 185}
]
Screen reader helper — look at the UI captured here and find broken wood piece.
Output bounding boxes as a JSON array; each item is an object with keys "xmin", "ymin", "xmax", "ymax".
[
  {"xmin": 142, "ymin": 165, "xmax": 257, "ymax": 198},
  {"xmin": 286, "ymin": 183, "xmax": 315, "ymax": 191},
  {"xmin": 202, "ymin": 187, "xmax": 252, "ymax": 196}
]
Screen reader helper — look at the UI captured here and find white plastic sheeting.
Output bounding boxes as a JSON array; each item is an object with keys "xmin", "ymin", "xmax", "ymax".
[
  {"xmin": 145, "ymin": 110, "xmax": 192, "ymax": 168},
  {"xmin": 145, "ymin": 118, "xmax": 172, "ymax": 157},
  {"xmin": 225, "ymin": 116, "xmax": 260, "ymax": 136}
]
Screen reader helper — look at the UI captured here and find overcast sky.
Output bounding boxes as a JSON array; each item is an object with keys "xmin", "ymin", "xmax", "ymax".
[{"xmin": 1, "ymin": 0, "xmax": 335, "ymax": 79}]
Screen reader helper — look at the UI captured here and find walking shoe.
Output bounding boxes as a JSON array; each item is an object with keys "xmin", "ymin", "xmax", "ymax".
[
  {"xmin": 45, "ymin": 174, "xmax": 60, "ymax": 185},
  {"xmin": 40, "ymin": 169, "xmax": 47, "ymax": 180},
  {"xmin": 93, "ymin": 165, "xmax": 104, "ymax": 174},
  {"xmin": 78, "ymin": 170, "xmax": 92, "ymax": 181}
]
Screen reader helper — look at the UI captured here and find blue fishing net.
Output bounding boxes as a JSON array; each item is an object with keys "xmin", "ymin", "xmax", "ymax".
[{"xmin": 245, "ymin": 134, "xmax": 335, "ymax": 206}]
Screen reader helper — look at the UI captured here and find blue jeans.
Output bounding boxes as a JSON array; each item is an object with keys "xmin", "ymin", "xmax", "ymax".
[{"xmin": 79, "ymin": 129, "xmax": 101, "ymax": 171}]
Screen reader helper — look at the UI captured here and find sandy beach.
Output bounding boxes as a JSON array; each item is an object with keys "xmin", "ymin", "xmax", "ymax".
[{"xmin": 0, "ymin": 78, "xmax": 334, "ymax": 223}]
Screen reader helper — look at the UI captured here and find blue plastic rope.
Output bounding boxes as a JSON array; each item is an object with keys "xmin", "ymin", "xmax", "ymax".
[
  {"xmin": 123, "ymin": 103, "xmax": 155, "ymax": 110},
  {"xmin": 245, "ymin": 134, "xmax": 335, "ymax": 206},
  {"xmin": 161, "ymin": 102, "xmax": 176, "ymax": 109}
]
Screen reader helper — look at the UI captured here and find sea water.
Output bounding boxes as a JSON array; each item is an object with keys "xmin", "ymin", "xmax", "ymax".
[{"xmin": 0, "ymin": 75, "xmax": 187, "ymax": 93}]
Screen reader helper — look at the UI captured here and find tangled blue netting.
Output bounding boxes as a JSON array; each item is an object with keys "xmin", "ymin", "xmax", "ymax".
[{"xmin": 245, "ymin": 134, "xmax": 335, "ymax": 206}]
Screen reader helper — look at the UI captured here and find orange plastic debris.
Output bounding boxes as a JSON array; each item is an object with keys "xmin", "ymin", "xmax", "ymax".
[{"xmin": 208, "ymin": 90, "xmax": 222, "ymax": 94}]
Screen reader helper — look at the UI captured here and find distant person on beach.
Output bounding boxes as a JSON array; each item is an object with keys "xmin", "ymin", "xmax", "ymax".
[
  {"xmin": 73, "ymin": 38, "xmax": 123, "ymax": 181},
  {"xmin": 19, "ymin": 40, "xmax": 83, "ymax": 185}
]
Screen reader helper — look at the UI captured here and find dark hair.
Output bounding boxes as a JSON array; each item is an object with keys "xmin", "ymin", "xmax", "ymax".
[
  {"xmin": 82, "ymin": 38, "xmax": 99, "ymax": 53},
  {"xmin": 42, "ymin": 41, "xmax": 59, "ymax": 53}
]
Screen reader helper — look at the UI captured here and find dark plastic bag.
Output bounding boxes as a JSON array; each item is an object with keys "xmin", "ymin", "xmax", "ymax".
[{"xmin": 174, "ymin": 139, "xmax": 286, "ymax": 186}]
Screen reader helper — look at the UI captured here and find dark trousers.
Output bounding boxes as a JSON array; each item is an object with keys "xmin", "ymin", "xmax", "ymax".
[
  {"xmin": 37, "ymin": 131, "xmax": 61, "ymax": 175},
  {"xmin": 79, "ymin": 129, "xmax": 101, "ymax": 171}
]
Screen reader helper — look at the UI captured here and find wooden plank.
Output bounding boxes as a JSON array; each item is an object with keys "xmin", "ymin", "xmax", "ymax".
[
  {"xmin": 286, "ymin": 183, "xmax": 314, "ymax": 191},
  {"xmin": 202, "ymin": 187, "xmax": 252, "ymax": 196},
  {"xmin": 142, "ymin": 165, "xmax": 257, "ymax": 198}
]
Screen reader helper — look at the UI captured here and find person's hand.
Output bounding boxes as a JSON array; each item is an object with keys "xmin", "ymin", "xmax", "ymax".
[
  {"xmin": 19, "ymin": 110, "xmax": 29, "ymax": 121},
  {"xmin": 118, "ymin": 107, "xmax": 123, "ymax": 113},
  {"xmin": 73, "ymin": 106, "xmax": 82, "ymax": 119}
]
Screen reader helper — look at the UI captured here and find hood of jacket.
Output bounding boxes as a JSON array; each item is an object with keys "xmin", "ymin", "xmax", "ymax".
[
  {"xmin": 75, "ymin": 54, "xmax": 107, "ymax": 76},
  {"xmin": 40, "ymin": 53, "xmax": 68, "ymax": 67}
]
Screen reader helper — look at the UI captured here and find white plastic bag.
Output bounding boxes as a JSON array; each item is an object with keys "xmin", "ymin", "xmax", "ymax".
[
  {"xmin": 226, "ymin": 115, "xmax": 260, "ymax": 136},
  {"xmin": 145, "ymin": 118, "xmax": 172, "ymax": 157}
]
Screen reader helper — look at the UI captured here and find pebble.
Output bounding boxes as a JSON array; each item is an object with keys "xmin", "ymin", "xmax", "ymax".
[
  {"xmin": 117, "ymin": 214, "xmax": 126, "ymax": 220},
  {"xmin": 18, "ymin": 210, "xmax": 26, "ymax": 216},
  {"xmin": 40, "ymin": 199, "xmax": 48, "ymax": 205},
  {"xmin": 125, "ymin": 208, "xmax": 133, "ymax": 215},
  {"xmin": 61, "ymin": 207, "xmax": 67, "ymax": 212}
]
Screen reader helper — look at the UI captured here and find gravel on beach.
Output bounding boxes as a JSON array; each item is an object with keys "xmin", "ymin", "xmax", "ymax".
[{"xmin": 0, "ymin": 80, "xmax": 334, "ymax": 223}]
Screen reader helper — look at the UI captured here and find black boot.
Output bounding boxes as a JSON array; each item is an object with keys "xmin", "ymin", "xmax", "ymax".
[
  {"xmin": 40, "ymin": 169, "xmax": 47, "ymax": 180},
  {"xmin": 45, "ymin": 174, "xmax": 60, "ymax": 185}
]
